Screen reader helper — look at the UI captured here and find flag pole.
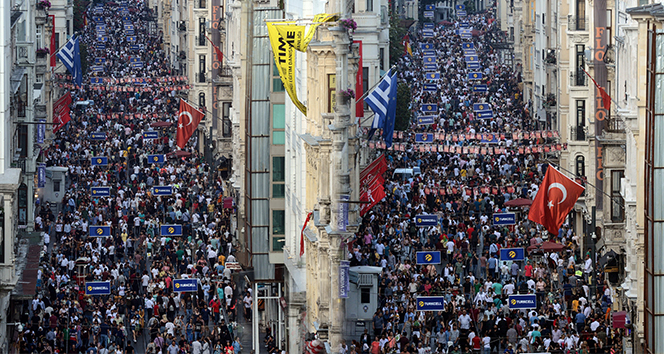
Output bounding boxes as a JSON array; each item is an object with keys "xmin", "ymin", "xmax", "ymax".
[{"xmin": 355, "ymin": 65, "xmax": 397, "ymax": 103}]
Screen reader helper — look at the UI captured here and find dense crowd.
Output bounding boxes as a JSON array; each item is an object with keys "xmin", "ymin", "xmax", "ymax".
[
  {"xmin": 15, "ymin": 1, "xmax": 246, "ymax": 354},
  {"xmin": 347, "ymin": 7, "xmax": 623, "ymax": 354}
]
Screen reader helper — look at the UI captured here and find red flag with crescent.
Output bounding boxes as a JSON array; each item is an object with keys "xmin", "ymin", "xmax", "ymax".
[
  {"xmin": 176, "ymin": 99, "xmax": 205, "ymax": 148},
  {"xmin": 528, "ymin": 166, "xmax": 585, "ymax": 235}
]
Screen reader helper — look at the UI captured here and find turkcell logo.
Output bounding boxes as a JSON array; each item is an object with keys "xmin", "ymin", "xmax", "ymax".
[
  {"xmin": 493, "ymin": 212, "xmax": 516, "ymax": 225},
  {"xmin": 416, "ymin": 251, "xmax": 441, "ymax": 265},
  {"xmin": 174, "ymin": 279, "xmax": 198, "ymax": 292},
  {"xmin": 500, "ymin": 248, "xmax": 525, "ymax": 261},
  {"xmin": 86, "ymin": 281, "xmax": 111, "ymax": 295},
  {"xmin": 89, "ymin": 226, "xmax": 111, "ymax": 237},
  {"xmin": 415, "ymin": 214, "xmax": 438, "ymax": 226},
  {"xmin": 143, "ymin": 131, "xmax": 159, "ymax": 140},
  {"xmin": 91, "ymin": 187, "xmax": 111, "ymax": 197},
  {"xmin": 416, "ymin": 296, "xmax": 445, "ymax": 311},
  {"xmin": 152, "ymin": 186, "xmax": 173, "ymax": 196},
  {"xmin": 508, "ymin": 294, "xmax": 537, "ymax": 309},
  {"xmin": 160, "ymin": 225, "xmax": 183, "ymax": 236}
]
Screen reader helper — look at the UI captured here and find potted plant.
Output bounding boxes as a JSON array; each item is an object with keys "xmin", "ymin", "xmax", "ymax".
[
  {"xmin": 36, "ymin": 47, "xmax": 49, "ymax": 58},
  {"xmin": 338, "ymin": 18, "xmax": 357, "ymax": 33},
  {"xmin": 37, "ymin": 0, "xmax": 51, "ymax": 9},
  {"xmin": 338, "ymin": 89, "xmax": 355, "ymax": 105}
]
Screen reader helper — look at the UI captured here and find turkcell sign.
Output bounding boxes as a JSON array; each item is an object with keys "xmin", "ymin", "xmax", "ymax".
[
  {"xmin": 415, "ymin": 133, "xmax": 434, "ymax": 143},
  {"xmin": 422, "ymin": 104, "xmax": 438, "ymax": 113},
  {"xmin": 160, "ymin": 225, "xmax": 183, "ymax": 236},
  {"xmin": 417, "ymin": 296, "xmax": 446, "ymax": 311},
  {"xmin": 96, "ymin": 43, "xmax": 106, "ymax": 51},
  {"xmin": 91, "ymin": 187, "xmax": 111, "ymax": 197},
  {"xmin": 500, "ymin": 248, "xmax": 525, "ymax": 261},
  {"xmin": 476, "ymin": 110, "xmax": 494, "ymax": 119},
  {"xmin": 417, "ymin": 116, "xmax": 435, "ymax": 125},
  {"xmin": 424, "ymin": 11, "xmax": 434, "ymax": 18},
  {"xmin": 174, "ymin": 279, "xmax": 198, "ymax": 292},
  {"xmin": 85, "ymin": 281, "xmax": 111, "ymax": 295},
  {"xmin": 473, "ymin": 103, "xmax": 491, "ymax": 111},
  {"xmin": 473, "ymin": 84, "xmax": 488, "ymax": 92},
  {"xmin": 462, "ymin": 42, "xmax": 474, "ymax": 49},
  {"xmin": 463, "ymin": 49, "xmax": 477, "ymax": 56},
  {"xmin": 90, "ymin": 132, "xmax": 106, "ymax": 140},
  {"xmin": 457, "ymin": 10, "xmax": 467, "ymax": 17},
  {"xmin": 143, "ymin": 131, "xmax": 159, "ymax": 140},
  {"xmin": 423, "ymin": 84, "xmax": 437, "ymax": 92},
  {"xmin": 468, "ymin": 72, "xmax": 483, "ymax": 80},
  {"xmin": 416, "ymin": 251, "xmax": 441, "ymax": 265},
  {"xmin": 339, "ymin": 260, "xmax": 350, "ymax": 298},
  {"xmin": 415, "ymin": 214, "xmax": 438, "ymax": 226},
  {"xmin": 89, "ymin": 225, "xmax": 111, "ymax": 237},
  {"xmin": 509, "ymin": 294, "xmax": 537, "ymax": 309},
  {"xmin": 152, "ymin": 186, "xmax": 173, "ymax": 196},
  {"xmin": 148, "ymin": 154, "xmax": 166, "ymax": 164},
  {"xmin": 455, "ymin": 4, "xmax": 466, "ymax": 10},
  {"xmin": 467, "ymin": 62, "xmax": 481, "ymax": 70},
  {"xmin": 420, "ymin": 43, "xmax": 434, "ymax": 50},
  {"xmin": 459, "ymin": 22, "xmax": 470, "ymax": 28},
  {"xmin": 493, "ymin": 212, "xmax": 516, "ymax": 225},
  {"xmin": 423, "ymin": 56, "xmax": 436, "ymax": 64},
  {"xmin": 423, "ymin": 23, "xmax": 434, "ymax": 29},
  {"xmin": 422, "ymin": 50, "xmax": 436, "ymax": 56},
  {"xmin": 465, "ymin": 55, "xmax": 478, "ymax": 63},
  {"xmin": 91, "ymin": 156, "xmax": 108, "ymax": 166},
  {"xmin": 424, "ymin": 63, "xmax": 438, "ymax": 71},
  {"xmin": 425, "ymin": 4, "xmax": 434, "ymax": 10}
]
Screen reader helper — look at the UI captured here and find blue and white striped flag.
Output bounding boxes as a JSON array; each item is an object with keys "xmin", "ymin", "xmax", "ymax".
[
  {"xmin": 56, "ymin": 36, "xmax": 82, "ymax": 86},
  {"xmin": 366, "ymin": 68, "xmax": 398, "ymax": 148}
]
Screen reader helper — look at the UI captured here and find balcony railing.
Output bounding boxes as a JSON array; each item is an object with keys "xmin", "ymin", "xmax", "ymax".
[
  {"xmin": 606, "ymin": 118, "xmax": 625, "ymax": 133},
  {"xmin": 568, "ymin": 15, "xmax": 588, "ymax": 31},
  {"xmin": 570, "ymin": 72, "xmax": 587, "ymax": 87},
  {"xmin": 570, "ymin": 125, "xmax": 586, "ymax": 141}
]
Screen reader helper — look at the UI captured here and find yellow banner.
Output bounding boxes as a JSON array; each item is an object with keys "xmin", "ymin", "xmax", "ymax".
[{"xmin": 267, "ymin": 21, "xmax": 307, "ymax": 115}]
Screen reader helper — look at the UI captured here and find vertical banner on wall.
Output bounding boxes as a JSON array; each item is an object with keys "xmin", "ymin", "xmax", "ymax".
[
  {"xmin": 211, "ymin": 0, "xmax": 222, "ymax": 130},
  {"xmin": 339, "ymin": 260, "xmax": 350, "ymax": 298},
  {"xmin": 37, "ymin": 119, "xmax": 45, "ymax": 144},
  {"xmin": 337, "ymin": 194, "xmax": 349, "ymax": 232},
  {"xmin": 354, "ymin": 40, "xmax": 364, "ymax": 120},
  {"xmin": 38, "ymin": 164, "xmax": 46, "ymax": 188},
  {"xmin": 594, "ymin": 0, "xmax": 608, "ymax": 210}
]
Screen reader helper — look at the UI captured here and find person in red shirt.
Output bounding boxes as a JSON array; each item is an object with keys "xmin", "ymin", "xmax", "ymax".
[
  {"xmin": 370, "ymin": 338, "xmax": 381, "ymax": 354},
  {"xmin": 210, "ymin": 296, "xmax": 221, "ymax": 323},
  {"xmin": 472, "ymin": 334, "xmax": 482, "ymax": 352}
]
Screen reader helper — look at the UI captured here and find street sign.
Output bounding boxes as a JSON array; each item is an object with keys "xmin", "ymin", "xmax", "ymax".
[
  {"xmin": 89, "ymin": 225, "xmax": 111, "ymax": 237},
  {"xmin": 91, "ymin": 187, "xmax": 111, "ymax": 197},
  {"xmin": 152, "ymin": 186, "xmax": 173, "ymax": 196},
  {"xmin": 416, "ymin": 296, "xmax": 446, "ymax": 311},
  {"xmin": 500, "ymin": 248, "xmax": 526, "ymax": 261},
  {"xmin": 160, "ymin": 225, "xmax": 183, "ymax": 236},
  {"xmin": 174, "ymin": 279, "xmax": 198, "ymax": 292},
  {"xmin": 85, "ymin": 281, "xmax": 111, "ymax": 295},
  {"xmin": 91, "ymin": 156, "xmax": 108, "ymax": 166},
  {"xmin": 509, "ymin": 294, "xmax": 537, "ymax": 309},
  {"xmin": 415, "ymin": 214, "xmax": 438, "ymax": 226},
  {"xmin": 493, "ymin": 212, "xmax": 516, "ymax": 225},
  {"xmin": 416, "ymin": 251, "xmax": 441, "ymax": 265}
]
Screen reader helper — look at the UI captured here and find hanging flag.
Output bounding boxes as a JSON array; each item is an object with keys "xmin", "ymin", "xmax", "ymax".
[
  {"xmin": 204, "ymin": 34, "xmax": 224, "ymax": 69},
  {"xmin": 528, "ymin": 166, "xmax": 585, "ymax": 235},
  {"xmin": 366, "ymin": 69, "xmax": 398, "ymax": 148},
  {"xmin": 176, "ymin": 99, "xmax": 205, "ymax": 148},
  {"xmin": 582, "ymin": 68, "xmax": 612, "ymax": 111},
  {"xmin": 36, "ymin": 119, "xmax": 45, "ymax": 144},
  {"xmin": 38, "ymin": 164, "xmax": 46, "ymax": 188},
  {"xmin": 49, "ymin": 15, "xmax": 56, "ymax": 67},
  {"xmin": 354, "ymin": 40, "xmax": 364, "ymax": 119},
  {"xmin": 266, "ymin": 21, "xmax": 307, "ymax": 115},
  {"xmin": 53, "ymin": 92, "xmax": 72, "ymax": 132},
  {"xmin": 360, "ymin": 154, "xmax": 388, "ymax": 183},
  {"xmin": 56, "ymin": 35, "xmax": 82, "ymax": 86},
  {"xmin": 402, "ymin": 34, "xmax": 412, "ymax": 56},
  {"xmin": 300, "ymin": 211, "xmax": 313, "ymax": 257},
  {"xmin": 360, "ymin": 178, "xmax": 385, "ymax": 216}
]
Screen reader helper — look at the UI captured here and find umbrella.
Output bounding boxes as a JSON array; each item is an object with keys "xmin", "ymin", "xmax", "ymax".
[
  {"xmin": 150, "ymin": 121, "xmax": 173, "ymax": 128},
  {"xmin": 471, "ymin": 29, "xmax": 481, "ymax": 37},
  {"xmin": 527, "ymin": 241, "xmax": 565, "ymax": 253},
  {"xmin": 167, "ymin": 150, "xmax": 192, "ymax": 158},
  {"xmin": 505, "ymin": 198, "xmax": 533, "ymax": 207},
  {"xmin": 440, "ymin": 20, "xmax": 453, "ymax": 26}
]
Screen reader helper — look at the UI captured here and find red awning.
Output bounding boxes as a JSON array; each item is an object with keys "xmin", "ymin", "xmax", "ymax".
[
  {"xmin": 612, "ymin": 311, "xmax": 627, "ymax": 328},
  {"xmin": 150, "ymin": 121, "xmax": 173, "ymax": 128}
]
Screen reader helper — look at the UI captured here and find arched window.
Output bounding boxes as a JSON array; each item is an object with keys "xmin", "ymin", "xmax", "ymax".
[
  {"xmin": 199, "ymin": 92, "xmax": 206, "ymax": 109},
  {"xmin": 575, "ymin": 155, "xmax": 585, "ymax": 177}
]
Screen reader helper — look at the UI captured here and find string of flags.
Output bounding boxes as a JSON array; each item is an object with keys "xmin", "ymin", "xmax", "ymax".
[
  {"xmin": 55, "ymin": 83, "xmax": 190, "ymax": 92},
  {"xmin": 397, "ymin": 183, "xmax": 522, "ymax": 197},
  {"xmin": 53, "ymin": 74, "xmax": 188, "ymax": 84},
  {"xmin": 368, "ymin": 141, "xmax": 567, "ymax": 155},
  {"xmin": 393, "ymin": 129, "xmax": 560, "ymax": 142},
  {"xmin": 93, "ymin": 113, "xmax": 165, "ymax": 120}
]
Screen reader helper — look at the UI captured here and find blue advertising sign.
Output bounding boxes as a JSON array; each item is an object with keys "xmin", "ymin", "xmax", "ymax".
[
  {"xmin": 476, "ymin": 111, "xmax": 494, "ymax": 119},
  {"xmin": 91, "ymin": 157, "xmax": 108, "ymax": 166},
  {"xmin": 417, "ymin": 116, "xmax": 435, "ymax": 125},
  {"xmin": 129, "ymin": 44, "xmax": 140, "ymax": 51},
  {"xmin": 37, "ymin": 119, "xmax": 45, "ymax": 144},
  {"xmin": 423, "ymin": 56, "xmax": 436, "ymax": 64},
  {"xmin": 148, "ymin": 154, "xmax": 166, "ymax": 164},
  {"xmin": 415, "ymin": 214, "xmax": 438, "ymax": 226},
  {"xmin": 422, "ymin": 32, "xmax": 434, "ymax": 39},
  {"xmin": 94, "ymin": 58, "xmax": 106, "ymax": 65},
  {"xmin": 417, "ymin": 296, "xmax": 446, "ymax": 311},
  {"xmin": 500, "ymin": 247, "xmax": 526, "ymax": 261},
  {"xmin": 463, "ymin": 49, "xmax": 477, "ymax": 56},
  {"xmin": 90, "ymin": 77, "xmax": 104, "ymax": 85},
  {"xmin": 85, "ymin": 281, "xmax": 111, "ymax": 295},
  {"xmin": 423, "ymin": 84, "xmax": 437, "ymax": 92},
  {"xmin": 423, "ymin": 63, "xmax": 438, "ymax": 71},
  {"xmin": 127, "ymin": 36, "xmax": 137, "ymax": 42},
  {"xmin": 160, "ymin": 225, "xmax": 183, "ymax": 236},
  {"xmin": 98, "ymin": 36, "xmax": 108, "ymax": 42},
  {"xmin": 152, "ymin": 186, "xmax": 173, "ymax": 196},
  {"xmin": 91, "ymin": 187, "xmax": 111, "ymax": 197},
  {"xmin": 455, "ymin": 4, "xmax": 466, "ymax": 10},
  {"xmin": 465, "ymin": 55, "xmax": 478, "ymax": 63},
  {"xmin": 38, "ymin": 164, "xmax": 45, "ymax": 188},
  {"xmin": 96, "ymin": 43, "xmax": 106, "ymax": 51},
  {"xmin": 339, "ymin": 260, "xmax": 350, "ymax": 298},
  {"xmin": 143, "ymin": 131, "xmax": 159, "ymax": 140},
  {"xmin": 416, "ymin": 251, "xmax": 442, "ymax": 265},
  {"xmin": 90, "ymin": 132, "xmax": 107, "ymax": 140},
  {"xmin": 425, "ymin": 72, "xmax": 440, "ymax": 80},
  {"xmin": 473, "ymin": 84, "xmax": 488, "ymax": 92},
  {"xmin": 493, "ymin": 213, "xmax": 517, "ymax": 225},
  {"xmin": 424, "ymin": 11, "xmax": 434, "ymax": 18},
  {"xmin": 415, "ymin": 133, "xmax": 434, "ymax": 143},
  {"xmin": 422, "ymin": 50, "xmax": 436, "ymax": 56},
  {"xmin": 131, "ymin": 61, "xmax": 143, "ymax": 69},
  {"xmin": 90, "ymin": 225, "xmax": 112, "ymax": 237},
  {"xmin": 457, "ymin": 10, "xmax": 467, "ymax": 17},
  {"xmin": 467, "ymin": 62, "xmax": 481, "ymax": 70},
  {"xmin": 423, "ymin": 23, "xmax": 434, "ymax": 29},
  {"xmin": 462, "ymin": 42, "xmax": 474, "ymax": 49},
  {"xmin": 93, "ymin": 16, "xmax": 104, "ymax": 22},
  {"xmin": 337, "ymin": 194, "xmax": 349, "ymax": 232},
  {"xmin": 509, "ymin": 294, "xmax": 537, "ymax": 309},
  {"xmin": 468, "ymin": 72, "xmax": 483, "ymax": 80},
  {"xmin": 174, "ymin": 279, "xmax": 198, "ymax": 292},
  {"xmin": 90, "ymin": 65, "xmax": 104, "ymax": 72},
  {"xmin": 459, "ymin": 29, "xmax": 472, "ymax": 36},
  {"xmin": 420, "ymin": 43, "xmax": 434, "ymax": 50},
  {"xmin": 425, "ymin": 4, "xmax": 435, "ymax": 10},
  {"xmin": 422, "ymin": 104, "xmax": 438, "ymax": 113},
  {"xmin": 459, "ymin": 22, "xmax": 470, "ymax": 28}
]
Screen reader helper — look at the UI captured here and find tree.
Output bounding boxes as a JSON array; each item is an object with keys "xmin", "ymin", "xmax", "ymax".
[
  {"xmin": 394, "ymin": 83, "xmax": 411, "ymax": 131},
  {"xmin": 73, "ymin": 0, "xmax": 91, "ymax": 32},
  {"xmin": 79, "ymin": 43, "xmax": 89, "ymax": 76},
  {"xmin": 389, "ymin": 11, "xmax": 407, "ymax": 67}
]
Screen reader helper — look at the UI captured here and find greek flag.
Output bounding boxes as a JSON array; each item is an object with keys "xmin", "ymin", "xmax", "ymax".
[
  {"xmin": 366, "ymin": 68, "xmax": 398, "ymax": 148},
  {"xmin": 56, "ymin": 36, "xmax": 82, "ymax": 86}
]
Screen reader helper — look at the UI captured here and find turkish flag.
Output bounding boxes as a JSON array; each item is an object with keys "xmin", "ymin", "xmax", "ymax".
[
  {"xmin": 360, "ymin": 181, "xmax": 385, "ymax": 216},
  {"xmin": 176, "ymin": 99, "xmax": 205, "ymax": 148},
  {"xmin": 53, "ymin": 92, "xmax": 72, "ymax": 132},
  {"xmin": 528, "ymin": 166, "xmax": 585, "ymax": 235}
]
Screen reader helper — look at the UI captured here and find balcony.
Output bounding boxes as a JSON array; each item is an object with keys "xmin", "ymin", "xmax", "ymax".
[
  {"xmin": 606, "ymin": 118, "xmax": 625, "ymax": 133},
  {"xmin": 212, "ymin": 67, "xmax": 233, "ymax": 86},
  {"xmin": 545, "ymin": 50, "xmax": 556, "ymax": 65},
  {"xmin": 567, "ymin": 15, "xmax": 588, "ymax": 31},
  {"xmin": 35, "ymin": 9, "xmax": 48, "ymax": 25},
  {"xmin": 35, "ymin": 104, "xmax": 46, "ymax": 119},
  {"xmin": 523, "ymin": 71, "xmax": 533, "ymax": 82},
  {"xmin": 178, "ymin": 21, "xmax": 186, "ymax": 32},
  {"xmin": 544, "ymin": 93, "xmax": 556, "ymax": 111},
  {"xmin": 570, "ymin": 125, "xmax": 586, "ymax": 141},
  {"xmin": 569, "ymin": 72, "xmax": 587, "ymax": 87}
]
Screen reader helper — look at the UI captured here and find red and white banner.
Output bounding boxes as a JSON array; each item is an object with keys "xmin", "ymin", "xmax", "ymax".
[{"xmin": 53, "ymin": 92, "xmax": 72, "ymax": 132}]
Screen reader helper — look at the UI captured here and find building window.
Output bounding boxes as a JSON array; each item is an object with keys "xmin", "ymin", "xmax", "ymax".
[
  {"xmin": 361, "ymin": 287, "xmax": 371, "ymax": 303},
  {"xmin": 67, "ymin": 20, "xmax": 71, "ymax": 36},
  {"xmin": 36, "ymin": 26, "xmax": 43, "ymax": 48},
  {"xmin": 575, "ymin": 155, "xmax": 585, "ymax": 177},
  {"xmin": 611, "ymin": 170, "xmax": 624, "ymax": 222},
  {"xmin": 273, "ymin": 156, "xmax": 285, "ymax": 182},
  {"xmin": 328, "ymin": 74, "xmax": 336, "ymax": 113},
  {"xmin": 54, "ymin": 33, "xmax": 60, "ymax": 53},
  {"xmin": 199, "ymin": 92, "xmax": 206, "ymax": 109},
  {"xmin": 199, "ymin": 18, "xmax": 206, "ymax": 46},
  {"xmin": 576, "ymin": 0, "xmax": 585, "ymax": 30},
  {"xmin": 574, "ymin": 100, "xmax": 585, "ymax": 140},
  {"xmin": 199, "ymin": 55, "xmax": 206, "ymax": 83},
  {"xmin": 366, "ymin": 0, "xmax": 373, "ymax": 12},
  {"xmin": 379, "ymin": 48, "xmax": 385, "ymax": 71},
  {"xmin": 222, "ymin": 102, "xmax": 232, "ymax": 137},
  {"xmin": 272, "ymin": 62, "xmax": 284, "ymax": 92},
  {"xmin": 363, "ymin": 67, "xmax": 369, "ymax": 110},
  {"xmin": 606, "ymin": 10, "xmax": 612, "ymax": 46},
  {"xmin": 198, "ymin": 0, "xmax": 207, "ymax": 8},
  {"xmin": 273, "ymin": 104, "xmax": 285, "ymax": 145},
  {"xmin": 272, "ymin": 210, "xmax": 285, "ymax": 235}
]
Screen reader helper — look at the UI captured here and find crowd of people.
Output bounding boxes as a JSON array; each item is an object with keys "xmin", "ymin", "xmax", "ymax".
[
  {"xmin": 14, "ymin": 1, "xmax": 247, "ymax": 353},
  {"xmin": 347, "ymin": 6, "xmax": 624, "ymax": 354}
]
